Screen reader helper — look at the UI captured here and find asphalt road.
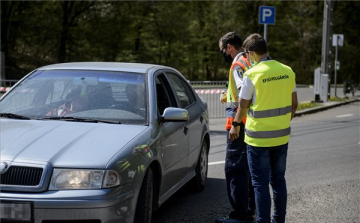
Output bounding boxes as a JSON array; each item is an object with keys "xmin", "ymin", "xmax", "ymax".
[{"xmin": 152, "ymin": 101, "xmax": 359, "ymax": 223}]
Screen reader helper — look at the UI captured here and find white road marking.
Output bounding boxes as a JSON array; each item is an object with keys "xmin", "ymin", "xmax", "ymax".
[
  {"xmin": 208, "ymin": 161, "xmax": 225, "ymax": 166},
  {"xmin": 336, "ymin": 114, "xmax": 353, "ymax": 118}
]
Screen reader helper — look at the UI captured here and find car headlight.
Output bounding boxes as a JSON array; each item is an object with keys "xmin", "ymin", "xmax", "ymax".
[{"xmin": 49, "ymin": 169, "xmax": 120, "ymax": 190}]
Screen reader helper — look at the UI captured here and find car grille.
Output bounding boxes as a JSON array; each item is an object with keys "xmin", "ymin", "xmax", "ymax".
[{"xmin": 0, "ymin": 166, "xmax": 43, "ymax": 186}]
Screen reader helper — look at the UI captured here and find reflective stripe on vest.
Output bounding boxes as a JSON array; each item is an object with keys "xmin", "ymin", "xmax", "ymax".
[
  {"xmin": 245, "ymin": 127, "xmax": 291, "ymax": 138},
  {"xmin": 227, "ymin": 55, "xmax": 251, "ymax": 105},
  {"xmin": 226, "ymin": 101, "xmax": 237, "ymax": 109},
  {"xmin": 248, "ymin": 105, "xmax": 292, "ymax": 118},
  {"xmin": 237, "ymin": 59, "xmax": 251, "ymax": 70},
  {"xmin": 224, "ymin": 54, "xmax": 250, "ymax": 129}
]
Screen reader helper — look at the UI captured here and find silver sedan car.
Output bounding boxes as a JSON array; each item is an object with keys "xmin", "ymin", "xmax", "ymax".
[{"xmin": 0, "ymin": 62, "xmax": 210, "ymax": 223}]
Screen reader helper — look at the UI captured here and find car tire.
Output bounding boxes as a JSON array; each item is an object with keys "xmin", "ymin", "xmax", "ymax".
[
  {"xmin": 134, "ymin": 167, "xmax": 154, "ymax": 223},
  {"xmin": 191, "ymin": 140, "xmax": 208, "ymax": 192}
]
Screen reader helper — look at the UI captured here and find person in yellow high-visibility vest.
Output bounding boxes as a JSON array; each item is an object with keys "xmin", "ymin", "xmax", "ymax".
[
  {"xmin": 216, "ymin": 31, "xmax": 255, "ymax": 223},
  {"xmin": 229, "ymin": 33, "xmax": 298, "ymax": 223}
]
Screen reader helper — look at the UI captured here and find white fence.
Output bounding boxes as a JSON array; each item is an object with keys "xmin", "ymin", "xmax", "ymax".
[{"xmin": 190, "ymin": 81, "xmax": 228, "ymax": 118}]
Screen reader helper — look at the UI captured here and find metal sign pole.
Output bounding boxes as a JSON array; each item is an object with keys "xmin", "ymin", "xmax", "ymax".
[
  {"xmin": 264, "ymin": 24, "xmax": 268, "ymax": 41},
  {"xmin": 334, "ymin": 36, "xmax": 338, "ymax": 98},
  {"xmin": 314, "ymin": 67, "xmax": 321, "ymax": 102},
  {"xmin": 259, "ymin": 6, "xmax": 275, "ymax": 42},
  {"xmin": 332, "ymin": 34, "xmax": 343, "ymax": 98}
]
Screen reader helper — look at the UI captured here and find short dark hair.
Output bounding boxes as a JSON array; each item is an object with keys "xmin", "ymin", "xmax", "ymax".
[
  {"xmin": 242, "ymin": 33, "xmax": 268, "ymax": 55},
  {"xmin": 219, "ymin": 32, "xmax": 243, "ymax": 50}
]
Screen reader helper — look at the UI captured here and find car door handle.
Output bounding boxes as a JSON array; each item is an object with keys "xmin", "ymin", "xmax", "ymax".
[{"xmin": 183, "ymin": 126, "xmax": 188, "ymax": 135}]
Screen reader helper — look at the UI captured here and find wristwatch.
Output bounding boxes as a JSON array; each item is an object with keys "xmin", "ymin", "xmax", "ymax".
[{"xmin": 232, "ymin": 121, "xmax": 241, "ymax": 127}]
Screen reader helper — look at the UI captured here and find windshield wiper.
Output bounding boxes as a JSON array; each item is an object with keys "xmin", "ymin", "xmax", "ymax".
[
  {"xmin": 0, "ymin": 113, "xmax": 31, "ymax": 120},
  {"xmin": 37, "ymin": 116, "xmax": 122, "ymax": 124}
]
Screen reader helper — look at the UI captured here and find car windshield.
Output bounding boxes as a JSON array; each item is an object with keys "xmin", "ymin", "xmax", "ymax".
[{"xmin": 0, "ymin": 69, "xmax": 147, "ymax": 125}]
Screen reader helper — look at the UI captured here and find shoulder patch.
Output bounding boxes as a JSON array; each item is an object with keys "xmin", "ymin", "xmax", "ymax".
[{"xmin": 235, "ymin": 68, "xmax": 244, "ymax": 79}]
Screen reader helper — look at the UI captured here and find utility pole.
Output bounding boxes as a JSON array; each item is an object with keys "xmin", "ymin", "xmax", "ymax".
[
  {"xmin": 0, "ymin": 52, "xmax": 5, "ymax": 84},
  {"xmin": 320, "ymin": 0, "xmax": 333, "ymax": 99}
]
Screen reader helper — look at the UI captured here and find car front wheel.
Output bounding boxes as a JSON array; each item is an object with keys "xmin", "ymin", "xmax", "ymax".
[
  {"xmin": 191, "ymin": 140, "xmax": 208, "ymax": 192},
  {"xmin": 134, "ymin": 167, "xmax": 154, "ymax": 223}
]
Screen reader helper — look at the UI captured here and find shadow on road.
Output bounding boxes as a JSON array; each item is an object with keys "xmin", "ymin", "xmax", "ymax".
[
  {"xmin": 152, "ymin": 177, "xmax": 232, "ymax": 223},
  {"xmin": 210, "ymin": 130, "xmax": 227, "ymax": 136}
]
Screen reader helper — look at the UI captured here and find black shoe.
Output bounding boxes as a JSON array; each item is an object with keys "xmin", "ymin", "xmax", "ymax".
[{"xmin": 247, "ymin": 214, "xmax": 256, "ymax": 223}]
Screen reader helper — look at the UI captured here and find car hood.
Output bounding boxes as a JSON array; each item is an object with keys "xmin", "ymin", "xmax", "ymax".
[{"xmin": 0, "ymin": 119, "xmax": 148, "ymax": 168}]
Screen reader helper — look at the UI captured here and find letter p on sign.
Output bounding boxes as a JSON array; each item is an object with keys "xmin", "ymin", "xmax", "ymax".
[
  {"xmin": 263, "ymin": 9, "xmax": 272, "ymax": 21},
  {"xmin": 259, "ymin": 6, "xmax": 276, "ymax": 25}
]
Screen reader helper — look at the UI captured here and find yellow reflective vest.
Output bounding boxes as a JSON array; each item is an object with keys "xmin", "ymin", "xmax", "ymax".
[{"xmin": 244, "ymin": 60, "xmax": 296, "ymax": 147}]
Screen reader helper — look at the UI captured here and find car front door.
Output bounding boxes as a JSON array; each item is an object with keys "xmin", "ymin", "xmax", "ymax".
[
  {"xmin": 155, "ymin": 73, "xmax": 189, "ymax": 197},
  {"xmin": 164, "ymin": 72, "xmax": 204, "ymax": 171}
]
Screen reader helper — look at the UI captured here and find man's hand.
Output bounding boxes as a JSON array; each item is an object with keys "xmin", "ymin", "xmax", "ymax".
[{"xmin": 229, "ymin": 126, "xmax": 240, "ymax": 141}]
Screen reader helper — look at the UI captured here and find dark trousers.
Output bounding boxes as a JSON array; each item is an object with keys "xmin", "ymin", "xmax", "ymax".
[
  {"xmin": 225, "ymin": 123, "xmax": 256, "ymax": 221},
  {"xmin": 247, "ymin": 144, "xmax": 288, "ymax": 223}
]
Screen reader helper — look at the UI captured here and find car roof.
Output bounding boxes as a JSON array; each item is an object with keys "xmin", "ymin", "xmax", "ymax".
[{"xmin": 37, "ymin": 62, "xmax": 172, "ymax": 74}]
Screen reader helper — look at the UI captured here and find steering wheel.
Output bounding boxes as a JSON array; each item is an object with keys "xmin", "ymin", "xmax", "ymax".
[{"xmin": 107, "ymin": 103, "xmax": 132, "ymax": 111}]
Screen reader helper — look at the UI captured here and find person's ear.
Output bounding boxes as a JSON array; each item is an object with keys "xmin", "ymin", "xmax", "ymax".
[{"xmin": 227, "ymin": 44, "xmax": 232, "ymax": 51}]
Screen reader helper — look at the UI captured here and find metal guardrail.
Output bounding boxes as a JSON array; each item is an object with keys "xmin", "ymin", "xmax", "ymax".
[
  {"xmin": 190, "ymin": 81, "xmax": 227, "ymax": 89},
  {"xmin": 0, "ymin": 79, "xmax": 18, "ymax": 93},
  {"xmin": 0, "ymin": 79, "xmax": 18, "ymax": 87},
  {"xmin": 1, "ymin": 79, "xmax": 357, "ymax": 118},
  {"xmin": 190, "ymin": 81, "xmax": 228, "ymax": 118}
]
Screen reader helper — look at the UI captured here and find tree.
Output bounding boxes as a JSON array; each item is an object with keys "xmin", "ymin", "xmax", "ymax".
[
  {"xmin": 57, "ymin": 0, "xmax": 95, "ymax": 63},
  {"xmin": 1, "ymin": 1, "xmax": 30, "ymax": 78},
  {"xmin": 1, "ymin": 1, "xmax": 358, "ymax": 85}
]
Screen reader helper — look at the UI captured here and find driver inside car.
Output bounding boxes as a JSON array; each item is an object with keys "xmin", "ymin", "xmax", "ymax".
[
  {"xmin": 47, "ymin": 87, "xmax": 88, "ymax": 116},
  {"xmin": 125, "ymin": 84, "xmax": 146, "ymax": 116}
]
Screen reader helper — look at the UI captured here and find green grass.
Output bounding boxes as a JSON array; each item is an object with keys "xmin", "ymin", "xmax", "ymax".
[
  {"xmin": 297, "ymin": 102, "xmax": 322, "ymax": 111},
  {"xmin": 297, "ymin": 97, "xmax": 352, "ymax": 111},
  {"xmin": 328, "ymin": 97, "xmax": 348, "ymax": 102}
]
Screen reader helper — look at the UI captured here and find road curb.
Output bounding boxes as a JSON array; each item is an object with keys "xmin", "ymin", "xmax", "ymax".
[{"xmin": 294, "ymin": 98, "xmax": 359, "ymax": 117}]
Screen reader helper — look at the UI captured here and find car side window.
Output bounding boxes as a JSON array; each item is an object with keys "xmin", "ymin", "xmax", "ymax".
[
  {"xmin": 182, "ymin": 79, "xmax": 196, "ymax": 104},
  {"xmin": 165, "ymin": 72, "xmax": 196, "ymax": 109},
  {"xmin": 156, "ymin": 74, "xmax": 173, "ymax": 115}
]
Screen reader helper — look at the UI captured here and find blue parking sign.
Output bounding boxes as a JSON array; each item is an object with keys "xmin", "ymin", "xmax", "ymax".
[{"xmin": 259, "ymin": 6, "xmax": 276, "ymax": 25}]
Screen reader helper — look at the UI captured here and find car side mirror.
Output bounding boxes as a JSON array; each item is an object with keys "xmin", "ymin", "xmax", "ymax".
[{"xmin": 160, "ymin": 107, "xmax": 189, "ymax": 122}]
